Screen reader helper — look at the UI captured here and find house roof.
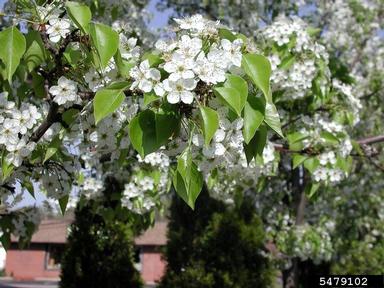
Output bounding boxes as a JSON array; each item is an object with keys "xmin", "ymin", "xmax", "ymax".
[
  {"xmin": 11, "ymin": 218, "xmax": 168, "ymax": 246},
  {"xmin": 135, "ymin": 221, "xmax": 168, "ymax": 246}
]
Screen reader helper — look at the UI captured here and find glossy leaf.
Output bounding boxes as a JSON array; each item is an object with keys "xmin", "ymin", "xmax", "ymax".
[
  {"xmin": 93, "ymin": 81, "xmax": 130, "ymax": 124},
  {"xmin": 218, "ymin": 28, "xmax": 236, "ymax": 41},
  {"xmin": 303, "ymin": 157, "xmax": 320, "ymax": 173},
  {"xmin": 65, "ymin": 1, "xmax": 92, "ymax": 33},
  {"xmin": 24, "ymin": 31, "xmax": 46, "ymax": 72},
  {"xmin": 242, "ymin": 53, "xmax": 272, "ymax": 103},
  {"xmin": 243, "ymin": 94, "xmax": 265, "ymax": 144},
  {"xmin": 199, "ymin": 106, "xmax": 219, "ymax": 146},
  {"xmin": 214, "ymin": 74, "xmax": 248, "ymax": 116},
  {"xmin": 172, "ymin": 148, "xmax": 203, "ymax": 209},
  {"xmin": 244, "ymin": 125, "xmax": 267, "ymax": 164},
  {"xmin": 129, "ymin": 109, "xmax": 179, "ymax": 157},
  {"xmin": 264, "ymin": 103, "xmax": 284, "ymax": 138},
  {"xmin": 0, "ymin": 26, "xmax": 26, "ymax": 83},
  {"xmin": 292, "ymin": 154, "xmax": 308, "ymax": 169},
  {"xmin": 59, "ymin": 195, "xmax": 69, "ymax": 215},
  {"xmin": 89, "ymin": 23, "xmax": 119, "ymax": 68}
]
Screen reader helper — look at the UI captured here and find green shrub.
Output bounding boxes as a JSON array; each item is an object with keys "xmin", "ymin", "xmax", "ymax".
[
  {"xmin": 60, "ymin": 196, "xmax": 143, "ymax": 288},
  {"xmin": 159, "ymin": 189, "xmax": 273, "ymax": 288}
]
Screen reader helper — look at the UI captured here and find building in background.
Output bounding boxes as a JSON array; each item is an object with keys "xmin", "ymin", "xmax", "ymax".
[{"xmin": 5, "ymin": 219, "xmax": 167, "ymax": 286}]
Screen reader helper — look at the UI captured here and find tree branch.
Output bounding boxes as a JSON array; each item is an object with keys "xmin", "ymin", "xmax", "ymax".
[
  {"xmin": 273, "ymin": 134, "xmax": 384, "ymax": 155},
  {"xmin": 30, "ymin": 103, "xmax": 59, "ymax": 142}
]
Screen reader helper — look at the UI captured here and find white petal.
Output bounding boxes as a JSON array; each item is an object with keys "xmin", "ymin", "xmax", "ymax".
[
  {"xmin": 139, "ymin": 80, "xmax": 153, "ymax": 93},
  {"xmin": 49, "ymin": 33, "xmax": 61, "ymax": 43},
  {"xmin": 167, "ymin": 92, "xmax": 180, "ymax": 104},
  {"xmin": 182, "ymin": 78, "xmax": 197, "ymax": 90},
  {"xmin": 182, "ymin": 70, "xmax": 195, "ymax": 79},
  {"xmin": 180, "ymin": 91, "xmax": 194, "ymax": 104}
]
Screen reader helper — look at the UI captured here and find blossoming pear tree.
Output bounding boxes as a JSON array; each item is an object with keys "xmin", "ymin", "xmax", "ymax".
[
  {"xmin": 160, "ymin": 0, "xmax": 384, "ymax": 286},
  {"xmin": 0, "ymin": 0, "xmax": 383, "ymax": 266}
]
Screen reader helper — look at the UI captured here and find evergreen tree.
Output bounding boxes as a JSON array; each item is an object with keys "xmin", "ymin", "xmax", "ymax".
[
  {"xmin": 159, "ymin": 189, "xmax": 273, "ymax": 288},
  {"xmin": 60, "ymin": 177, "xmax": 143, "ymax": 288}
]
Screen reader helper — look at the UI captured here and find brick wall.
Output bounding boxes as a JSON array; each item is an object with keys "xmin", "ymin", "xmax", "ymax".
[
  {"xmin": 5, "ymin": 244, "xmax": 166, "ymax": 284},
  {"xmin": 140, "ymin": 246, "xmax": 166, "ymax": 285},
  {"xmin": 5, "ymin": 244, "xmax": 60, "ymax": 280}
]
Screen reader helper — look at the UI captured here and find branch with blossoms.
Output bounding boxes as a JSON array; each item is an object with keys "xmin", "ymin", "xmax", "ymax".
[{"xmin": 0, "ymin": 1, "xmax": 383, "ymax": 251}]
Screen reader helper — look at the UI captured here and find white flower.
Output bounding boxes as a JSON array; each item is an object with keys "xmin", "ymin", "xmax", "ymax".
[
  {"xmin": 174, "ymin": 14, "xmax": 206, "ymax": 32},
  {"xmin": 263, "ymin": 143, "xmax": 275, "ymax": 163},
  {"xmin": 177, "ymin": 35, "xmax": 202, "ymax": 59},
  {"xmin": 174, "ymin": 15, "xmax": 219, "ymax": 36},
  {"xmin": 119, "ymin": 35, "xmax": 140, "ymax": 61},
  {"xmin": 313, "ymin": 167, "xmax": 328, "ymax": 182},
  {"xmin": 0, "ymin": 118, "xmax": 20, "ymax": 147},
  {"xmin": 84, "ymin": 69, "xmax": 104, "ymax": 92},
  {"xmin": 319, "ymin": 151, "xmax": 337, "ymax": 165},
  {"xmin": 163, "ymin": 52, "xmax": 195, "ymax": 82},
  {"xmin": 36, "ymin": 4, "xmax": 61, "ymax": 21},
  {"xmin": 221, "ymin": 39, "xmax": 243, "ymax": 67},
  {"xmin": 163, "ymin": 78, "xmax": 197, "ymax": 104},
  {"xmin": 46, "ymin": 18, "xmax": 71, "ymax": 43},
  {"xmin": 155, "ymin": 39, "xmax": 177, "ymax": 53},
  {"xmin": 123, "ymin": 183, "xmax": 140, "ymax": 198},
  {"xmin": 329, "ymin": 169, "xmax": 344, "ymax": 182},
  {"xmin": 5, "ymin": 139, "xmax": 35, "ymax": 167},
  {"xmin": 49, "ymin": 76, "xmax": 78, "ymax": 105},
  {"xmin": 130, "ymin": 60, "xmax": 161, "ymax": 93},
  {"xmin": 194, "ymin": 53, "xmax": 226, "ymax": 84},
  {"xmin": 139, "ymin": 177, "xmax": 155, "ymax": 191}
]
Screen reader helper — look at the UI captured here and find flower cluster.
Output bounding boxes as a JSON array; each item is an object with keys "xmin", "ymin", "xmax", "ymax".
[
  {"xmin": 276, "ymin": 224, "xmax": 333, "ymax": 264},
  {"xmin": 49, "ymin": 77, "xmax": 79, "ymax": 106},
  {"xmin": 0, "ymin": 92, "xmax": 41, "ymax": 167},
  {"xmin": 262, "ymin": 16, "xmax": 328, "ymax": 100},
  {"xmin": 130, "ymin": 18, "xmax": 244, "ymax": 105},
  {"xmin": 121, "ymin": 151, "xmax": 171, "ymax": 214}
]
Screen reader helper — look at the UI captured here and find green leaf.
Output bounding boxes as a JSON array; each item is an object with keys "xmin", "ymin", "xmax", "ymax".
[
  {"xmin": 24, "ymin": 31, "xmax": 46, "ymax": 72},
  {"xmin": 218, "ymin": 28, "xmax": 236, "ymax": 41},
  {"xmin": 242, "ymin": 53, "xmax": 272, "ymax": 102},
  {"xmin": 142, "ymin": 52, "xmax": 163, "ymax": 67},
  {"xmin": 1, "ymin": 157, "xmax": 14, "ymax": 182},
  {"xmin": 89, "ymin": 23, "xmax": 119, "ymax": 68},
  {"xmin": 114, "ymin": 50, "xmax": 135, "ymax": 77},
  {"xmin": 129, "ymin": 109, "xmax": 179, "ymax": 157},
  {"xmin": 214, "ymin": 74, "xmax": 248, "ymax": 116},
  {"xmin": 305, "ymin": 182, "xmax": 320, "ymax": 199},
  {"xmin": 243, "ymin": 94, "xmax": 265, "ymax": 144},
  {"xmin": 243, "ymin": 125, "xmax": 267, "ymax": 164},
  {"xmin": 66, "ymin": 1, "xmax": 92, "ymax": 33},
  {"xmin": 292, "ymin": 154, "xmax": 308, "ymax": 169},
  {"xmin": 155, "ymin": 107, "xmax": 180, "ymax": 147},
  {"xmin": 264, "ymin": 103, "xmax": 283, "ymax": 138},
  {"xmin": 93, "ymin": 81, "xmax": 129, "ymax": 124},
  {"xmin": 0, "ymin": 26, "xmax": 26, "ymax": 83},
  {"xmin": 43, "ymin": 136, "xmax": 62, "ymax": 164},
  {"xmin": 199, "ymin": 106, "xmax": 219, "ymax": 146},
  {"xmin": 23, "ymin": 180, "xmax": 35, "ymax": 199},
  {"xmin": 63, "ymin": 44, "xmax": 82, "ymax": 67},
  {"xmin": 62, "ymin": 108, "xmax": 79, "ymax": 126},
  {"xmin": 320, "ymin": 131, "xmax": 340, "ymax": 144},
  {"xmin": 59, "ymin": 195, "xmax": 69, "ymax": 215},
  {"xmin": 287, "ymin": 132, "xmax": 308, "ymax": 145},
  {"xmin": 172, "ymin": 148, "xmax": 203, "ymax": 209},
  {"xmin": 143, "ymin": 92, "xmax": 160, "ymax": 106},
  {"xmin": 303, "ymin": 157, "xmax": 320, "ymax": 173},
  {"xmin": 279, "ymin": 54, "xmax": 296, "ymax": 70}
]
